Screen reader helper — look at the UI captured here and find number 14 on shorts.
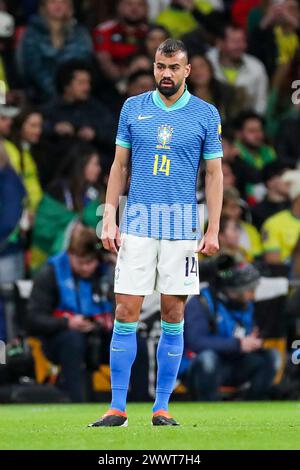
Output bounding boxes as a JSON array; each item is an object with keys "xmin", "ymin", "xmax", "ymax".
[{"xmin": 185, "ymin": 256, "xmax": 198, "ymax": 277}]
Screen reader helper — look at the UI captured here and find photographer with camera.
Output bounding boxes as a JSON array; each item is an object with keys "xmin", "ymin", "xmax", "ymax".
[
  {"xmin": 27, "ymin": 224, "xmax": 113, "ymax": 402},
  {"xmin": 179, "ymin": 256, "xmax": 279, "ymax": 401}
]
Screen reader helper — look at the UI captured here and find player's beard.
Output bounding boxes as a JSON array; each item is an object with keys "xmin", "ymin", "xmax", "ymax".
[{"xmin": 156, "ymin": 79, "xmax": 182, "ymax": 97}]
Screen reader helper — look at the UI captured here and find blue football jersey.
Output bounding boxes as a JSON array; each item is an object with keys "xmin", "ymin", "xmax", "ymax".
[{"xmin": 116, "ymin": 87, "xmax": 223, "ymax": 240}]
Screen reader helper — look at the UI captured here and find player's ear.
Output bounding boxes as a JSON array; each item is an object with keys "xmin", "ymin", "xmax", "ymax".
[{"xmin": 185, "ymin": 64, "xmax": 191, "ymax": 78}]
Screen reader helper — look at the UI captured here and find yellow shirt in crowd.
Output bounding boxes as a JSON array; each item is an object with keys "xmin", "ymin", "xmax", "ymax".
[
  {"xmin": 239, "ymin": 221, "xmax": 262, "ymax": 262},
  {"xmin": 274, "ymin": 26, "xmax": 299, "ymax": 65},
  {"xmin": 4, "ymin": 139, "xmax": 42, "ymax": 213},
  {"xmin": 261, "ymin": 210, "xmax": 300, "ymax": 262}
]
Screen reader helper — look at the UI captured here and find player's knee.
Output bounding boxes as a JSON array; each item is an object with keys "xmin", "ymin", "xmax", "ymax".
[
  {"xmin": 162, "ymin": 308, "xmax": 184, "ymax": 324},
  {"xmin": 115, "ymin": 302, "xmax": 137, "ymax": 323}
]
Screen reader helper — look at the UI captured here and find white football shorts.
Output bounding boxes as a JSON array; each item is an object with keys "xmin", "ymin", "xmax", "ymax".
[{"xmin": 114, "ymin": 233, "xmax": 199, "ymax": 295}]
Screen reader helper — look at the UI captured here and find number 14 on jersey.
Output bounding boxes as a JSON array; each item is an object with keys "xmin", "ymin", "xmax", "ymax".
[{"xmin": 153, "ymin": 154, "xmax": 171, "ymax": 176}]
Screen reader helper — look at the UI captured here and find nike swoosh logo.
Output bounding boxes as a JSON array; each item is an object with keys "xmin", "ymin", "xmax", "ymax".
[
  {"xmin": 137, "ymin": 115, "xmax": 153, "ymax": 120},
  {"xmin": 184, "ymin": 281, "xmax": 194, "ymax": 286},
  {"xmin": 168, "ymin": 352, "xmax": 182, "ymax": 357},
  {"xmin": 112, "ymin": 348, "xmax": 126, "ymax": 352}
]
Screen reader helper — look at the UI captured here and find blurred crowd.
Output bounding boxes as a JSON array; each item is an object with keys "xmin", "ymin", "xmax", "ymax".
[{"xmin": 1, "ymin": 0, "xmax": 300, "ymax": 402}]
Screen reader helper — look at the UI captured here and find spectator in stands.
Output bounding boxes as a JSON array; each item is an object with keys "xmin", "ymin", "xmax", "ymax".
[
  {"xmin": 276, "ymin": 108, "xmax": 300, "ymax": 169},
  {"xmin": 41, "ymin": 59, "xmax": 116, "ymax": 175},
  {"xmin": 251, "ymin": 161, "xmax": 289, "ymax": 230},
  {"xmin": 275, "ymin": 48, "xmax": 300, "ymax": 166},
  {"xmin": 156, "ymin": 0, "xmax": 220, "ymax": 40},
  {"xmin": 0, "ymin": 142, "xmax": 26, "ymax": 283},
  {"xmin": 222, "ymin": 127, "xmax": 261, "ymax": 199},
  {"xmin": 31, "ymin": 142, "xmax": 103, "ymax": 271},
  {"xmin": 234, "ymin": 111, "xmax": 277, "ymax": 204},
  {"xmin": 218, "ymin": 214, "xmax": 248, "ymax": 261},
  {"xmin": 181, "ymin": 7, "xmax": 225, "ymax": 58},
  {"xmin": 0, "ymin": 10, "xmax": 17, "ymax": 91},
  {"xmin": 262, "ymin": 169, "xmax": 300, "ymax": 266},
  {"xmin": 47, "ymin": 142, "xmax": 102, "ymax": 211},
  {"xmin": 143, "ymin": 24, "xmax": 169, "ymax": 60},
  {"xmin": 222, "ymin": 187, "xmax": 262, "ymax": 261},
  {"xmin": 222, "ymin": 161, "xmax": 236, "ymax": 190},
  {"xmin": 126, "ymin": 53, "xmax": 152, "ymax": 76},
  {"xmin": 116, "ymin": 52, "xmax": 152, "ymax": 90},
  {"xmin": 93, "ymin": 0, "xmax": 149, "ymax": 82},
  {"xmin": 247, "ymin": 0, "xmax": 271, "ymax": 34},
  {"xmin": 265, "ymin": 49, "xmax": 300, "ymax": 139},
  {"xmin": 248, "ymin": 0, "xmax": 300, "ymax": 79},
  {"xmin": 4, "ymin": 108, "xmax": 43, "ymax": 225},
  {"xmin": 231, "ymin": 0, "xmax": 261, "ymax": 31},
  {"xmin": 188, "ymin": 54, "xmax": 247, "ymax": 122},
  {"xmin": 17, "ymin": 0, "xmax": 93, "ymax": 102},
  {"xmin": 147, "ymin": 0, "xmax": 170, "ymax": 22},
  {"xmin": 180, "ymin": 258, "xmax": 278, "ymax": 400},
  {"xmin": 206, "ymin": 24, "xmax": 268, "ymax": 114},
  {"xmin": 27, "ymin": 225, "xmax": 113, "ymax": 402},
  {"xmin": 114, "ymin": 52, "xmax": 153, "ymax": 95},
  {"xmin": 156, "ymin": 0, "xmax": 198, "ymax": 39},
  {"xmin": 0, "ymin": 103, "xmax": 19, "ymax": 139},
  {"xmin": 126, "ymin": 70, "xmax": 155, "ymax": 96}
]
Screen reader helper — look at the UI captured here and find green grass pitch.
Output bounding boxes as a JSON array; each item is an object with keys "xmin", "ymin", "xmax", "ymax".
[{"xmin": 0, "ymin": 402, "xmax": 299, "ymax": 450}]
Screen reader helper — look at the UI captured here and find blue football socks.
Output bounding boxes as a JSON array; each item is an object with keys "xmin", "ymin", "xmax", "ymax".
[
  {"xmin": 153, "ymin": 320, "xmax": 184, "ymax": 413},
  {"xmin": 110, "ymin": 319, "xmax": 138, "ymax": 412}
]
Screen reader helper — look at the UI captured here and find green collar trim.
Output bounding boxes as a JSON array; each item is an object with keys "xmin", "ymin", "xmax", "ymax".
[{"xmin": 152, "ymin": 86, "xmax": 191, "ymax": 111}]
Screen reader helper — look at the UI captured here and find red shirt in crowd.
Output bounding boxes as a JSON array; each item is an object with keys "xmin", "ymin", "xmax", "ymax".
[
  {"xmin": 231, "ymin": 0, "xmax": 261, "ymax": 30},
  {"xmin": 93, "ymin": 20, "xmax": 148, "ymax": 66}
]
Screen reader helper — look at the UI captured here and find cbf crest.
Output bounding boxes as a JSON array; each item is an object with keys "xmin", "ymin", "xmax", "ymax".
[{"xmin": 156, "ymin": 125, "xmax": 173, "ymax": 150}]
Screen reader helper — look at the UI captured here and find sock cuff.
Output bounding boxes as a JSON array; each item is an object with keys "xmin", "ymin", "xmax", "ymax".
[
  {"xmin": 161, "ymin": 320, "xmax": 184, "ymax": 335},
  {"xmin": 114, "ymin": 319, "xmax": 138, "ymax": 334}
]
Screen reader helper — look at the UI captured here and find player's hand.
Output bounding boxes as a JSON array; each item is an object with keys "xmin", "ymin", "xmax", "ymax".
[
  {"xmin": 68, "ymin": 315, "xmax": 95, "ymax": 333},
  {"xmin": 240, "ymin": 335, "xmax": 263, "ymax": 353},
  {"xmin": 195, "ymin": 231, "xmax": 219, "ymax": 256},
  {"xmin": 101, "ymin": 222, "xmax": 121, "ymax": 254}
]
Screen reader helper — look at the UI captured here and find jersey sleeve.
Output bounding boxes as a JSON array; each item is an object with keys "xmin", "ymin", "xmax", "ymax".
[
  {"xmin": 115, "ymin": 99, "xmax": 132, "ymax": 149},
  {"xmin": 202, "ymin": 105, "xmax": 223, "ymax": 160}
]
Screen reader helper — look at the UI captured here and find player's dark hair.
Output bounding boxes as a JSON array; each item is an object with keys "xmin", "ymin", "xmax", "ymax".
[
  {"xmin": 156, "ymin": 38, "xmax": 188, "ymax": 61},
  {"xmin": 55, "ymin": 59, "xmax": 93, "ymax": 94}
]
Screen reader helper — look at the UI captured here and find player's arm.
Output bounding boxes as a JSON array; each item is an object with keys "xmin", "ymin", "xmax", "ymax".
[
  {"xmin": 197, "ymin": 158, "xmax": 223, "ymax": 256},
  {"xmin": 101, "ymin": 145, "xmax": 130, "ymax": 253}
]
